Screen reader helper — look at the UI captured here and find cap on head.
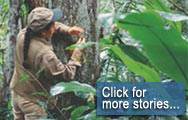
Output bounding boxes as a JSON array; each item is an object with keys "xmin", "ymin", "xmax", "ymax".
[{"xmin": 28, "ymin": 7, "xmax": 63, "ymax": 32}]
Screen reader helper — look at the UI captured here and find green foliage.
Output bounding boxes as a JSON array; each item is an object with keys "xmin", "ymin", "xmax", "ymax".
[
  {"xmin": 21, "ymin": 0, "xmax": 29, "ymax": 26},
  {"xmin": 35, "ymin": 67, "xmax": 45, "ymax": 78},
  {"xmin": 0, "ymin": 0, "xmax": 8, "ymax": 88},
  {"xmin": 0, "ymin": 100, "xmax": 13, "ymax": 120},
  {"xmin": 71, "ymin": 106, "xmax": 90, "ymax": 120},
  {"xmin": 19, "ymin": 75, "xmax": 30, "ymax": 82},
  {"xmin": 50, "ymin": 81, "xmax": 98, "ymax": 119},
  {"xmin": 106, "ymin": 44, "xmax": 161, "ymax": 82},
  {"xmin": 142, "ymin": 0, "xmax": 172, "ymax": 12},
  {"xmin": 32, "ymin": 92, "xmax": 47, "ymax": 97},
  {"xmin": 119, "ymin": 43, "xmax": 150, "ymax": 65},
  {"xmin": 65, "ymin": 42, "xmax": 96, "ymax": 50},
  {"xmin": 116, "ymin": 11, "xmax": 188, "ymax": 87},
  {"xmin": 50, "ymin": 81, "xmax": 96, "ymax": 96},
  {"xmin": 96, "ymin": 1, "xmax": 188, "ymax": 119},
  {"xmin": 0, "ymin": 0, "xmax": 9, "ymax": 40},
  {"xmin": 142, "ymin": 0, "xmax": 182, "ymax": 32}
]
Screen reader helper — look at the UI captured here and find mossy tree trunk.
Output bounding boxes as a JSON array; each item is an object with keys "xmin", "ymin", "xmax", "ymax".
[{"xmin": 1, "ymin": 0, "xmax": 22, "ymax": 104}]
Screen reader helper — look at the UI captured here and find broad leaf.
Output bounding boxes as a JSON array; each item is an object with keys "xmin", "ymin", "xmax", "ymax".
[
  {"xmin": 142, "ymin": 0, "xmax": 181, "ymax": 32},
  {"xmin": 116, "ymin": 12, "xmax": 188, "ymax": 87},
  {"xmin": 50, "ymin": 81, "xmax": 96, "ymax": 96},
  {"xmin": 106, "ymin": 44, "xmax": 161, "ymax": 82},
  {"xmin": 119, "ymin": 44, "xmax": 150, "ymax": 65},
  {"xmin": 65, "ymin": 42, "xmax": 96, "ymax": 50},
  {"xmin": 142, "ymin": 0, "xmax": 171, "ymax": 12},
  {"xmin": 100, "ymin": 38, "xmax": 112, "ymax": 44},
  {"xmin": 71, "ymin": 106, "xmax": 90, "ymax": 120}
]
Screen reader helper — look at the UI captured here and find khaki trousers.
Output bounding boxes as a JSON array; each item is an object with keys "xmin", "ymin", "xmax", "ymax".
[{"xmin": 11, "ymin": 91, "xmax": 47, "ymax": 120}]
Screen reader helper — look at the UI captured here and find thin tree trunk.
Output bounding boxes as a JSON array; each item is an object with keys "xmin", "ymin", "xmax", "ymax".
[{"xmin": 1, "ymin": 0, "xmax": 21, "ymax": 104}]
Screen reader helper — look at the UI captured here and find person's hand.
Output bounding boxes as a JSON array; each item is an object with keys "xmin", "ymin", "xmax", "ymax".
[
  {"xmin": 68, "ymin": 26, "xmax": 84, "ymax": 36},
  {"xmin": 69, "ymin": 38, "xmax": 85, "ymax": 54},
  {"xmin": 76, "ymin": 37, "xmax": 85, "ymax": 44},
  {"xmin": 76, "ymin": 37, "xmax": 86, "ymax": 52}
]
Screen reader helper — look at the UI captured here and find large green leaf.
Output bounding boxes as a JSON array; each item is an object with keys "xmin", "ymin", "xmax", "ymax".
[
  {"xmin": 119, "ymin": 44, "xmax": 150, "ymax": 65},
  {"xmin": 116, "ymin": 12, "xmax": 188, "ymax": 87},
  {"xmin": 142, "ymin": 0, "xmax": 181, "ymax": 32},
  {"xmin": 50, "ymin": 81, "xmax": 96, "ymax": 96},
  {"xmin": 142, "ymin": 0, "xmax": 171, "ymax": 12},
  {"xmin": 106, "ymin": 44, "xmax": 161, "ymax": 82}
]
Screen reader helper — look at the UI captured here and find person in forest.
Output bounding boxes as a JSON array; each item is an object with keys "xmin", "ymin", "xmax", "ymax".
[{"xmin": 10, "ymin": 7, "xmax": 85, "ymax": 120}]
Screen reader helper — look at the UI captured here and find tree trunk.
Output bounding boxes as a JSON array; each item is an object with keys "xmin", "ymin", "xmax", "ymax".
[
  {"xmin": 51, "ymin": 0, "xmax": 100, "ymax": 118},
  {"xmin": 1, "ymin": 0, "xmax": 22, "ymax": 104},
  {"xmin": 52, "ymin": 0, "xmax": 100, "ymax": 85},
  {"xmin": 25, "ymin": 0, "xmax": 46, "ymax": 12}
]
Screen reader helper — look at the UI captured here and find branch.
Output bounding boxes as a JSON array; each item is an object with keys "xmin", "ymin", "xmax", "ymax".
[{"xmin": 167, "ymin": 0, "xmax": 188, "ymax": 15}]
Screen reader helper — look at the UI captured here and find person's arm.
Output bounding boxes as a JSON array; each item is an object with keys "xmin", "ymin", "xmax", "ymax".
[
  {"xmin": 55, "ymin": 22, "xmax": 84, "ymax": 36},
  {"xmin": 40, "ymin": 48, "xmax": 83, "ymax": 81},
  {"xmin": 55, "ymin": 22, "xmax": 71, "ymax": 34}
]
